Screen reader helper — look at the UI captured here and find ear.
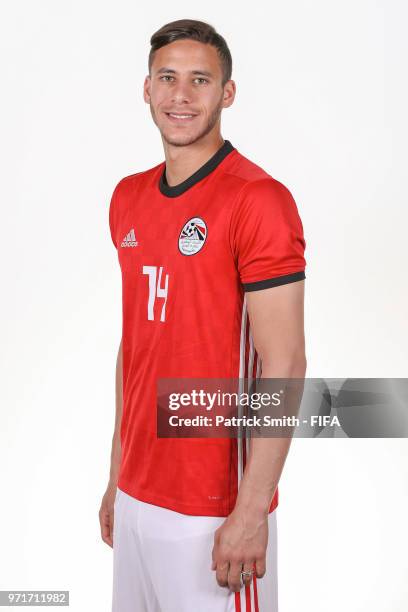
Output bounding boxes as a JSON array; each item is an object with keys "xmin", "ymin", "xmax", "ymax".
[
  {"xmin": 222, "ymin": 79, "xmax": 236, "ymax": 109},
  {"xmin": 143, "ymin": 75, "xmax": 151, "ymax": 104}
]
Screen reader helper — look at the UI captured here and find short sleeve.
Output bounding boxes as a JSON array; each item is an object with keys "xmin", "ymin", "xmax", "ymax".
[{"xmin": 229, "ymin": 178, "xmax": 306, "ymax": 292}]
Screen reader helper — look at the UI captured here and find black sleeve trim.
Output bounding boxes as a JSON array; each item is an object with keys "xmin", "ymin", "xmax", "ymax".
[{"xmin": 243, "ymin": 271, "xmax": 306, "ymax": 292}]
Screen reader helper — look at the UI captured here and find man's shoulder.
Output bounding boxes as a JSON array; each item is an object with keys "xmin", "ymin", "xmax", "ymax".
[
  {"xmin": 112, "ymin": 161, "xmax": 164, "ymax": 196},
  {"xmin": 225, "ymin": 149, "xmax": 293, "ymax": 203}
]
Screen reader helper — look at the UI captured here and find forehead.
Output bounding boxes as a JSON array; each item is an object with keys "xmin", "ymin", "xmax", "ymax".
[{"xmin": 151, "ymin": 39, "xmax": 222, "ymax": 76}]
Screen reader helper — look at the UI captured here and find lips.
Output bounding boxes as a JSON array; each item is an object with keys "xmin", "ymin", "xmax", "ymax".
[{"xmin": 164, "ymin": 111, "xmax": 198, "ymax": 122}]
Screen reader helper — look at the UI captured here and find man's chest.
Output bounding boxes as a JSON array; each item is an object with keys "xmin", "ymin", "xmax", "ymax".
[
  {"xmin": 115, "ymin": 195, "xmax": 240, "ymax": 327},
  {"xmin": 116, "ymin": 197, "xmax": 236, "ymax": 281}
]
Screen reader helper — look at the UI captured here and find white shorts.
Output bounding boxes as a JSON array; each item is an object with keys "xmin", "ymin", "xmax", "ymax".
[{"xmin": 112, "ymin": 487, "xmax": 278, "ymax": 612}]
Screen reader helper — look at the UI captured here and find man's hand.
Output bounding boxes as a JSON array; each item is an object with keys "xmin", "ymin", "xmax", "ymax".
[
  {"xmin": 211, "ymin": 507, "xmax": 268, "ymax": 592},
  {"xmin": 99, "ymin": 484, "xmax": 117, "ymax": 548}
]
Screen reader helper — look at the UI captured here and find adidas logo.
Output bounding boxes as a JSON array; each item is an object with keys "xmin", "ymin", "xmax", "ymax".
[{"xmin": 121, "ymin": 228, "xmax": 138, "ymax": 248}]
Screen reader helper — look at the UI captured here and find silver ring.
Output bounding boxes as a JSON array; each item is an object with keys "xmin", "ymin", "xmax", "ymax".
[{"xmin": 241, "ymin": 569, "xmax": 254, "ymax": 578}]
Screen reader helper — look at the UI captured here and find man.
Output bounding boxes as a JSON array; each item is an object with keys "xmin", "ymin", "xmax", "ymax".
[{"xmin": 99, "ymin": 18, "xmax": 306, "ymax": 612}]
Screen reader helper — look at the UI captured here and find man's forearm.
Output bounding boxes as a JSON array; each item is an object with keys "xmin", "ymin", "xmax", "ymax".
[
  {"xmin": 234, "ymin": 356, "xmax": 306, "ymax": 516},
  {"xmin": 108, "ymin": 339, "xmax": 123, "ymax": 487},
  {"xmin": 109, "ymin": 430, "xmax": 121, "ymax": 487}
]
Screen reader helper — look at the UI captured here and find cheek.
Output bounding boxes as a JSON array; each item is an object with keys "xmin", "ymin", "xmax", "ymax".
[
  {"xmin": 202, "ymin": 89, "xmax": 222, "ymax": 109},
  {"xmin": 149, "ymin": 87, "xmax": 167, "ymax": 107}
]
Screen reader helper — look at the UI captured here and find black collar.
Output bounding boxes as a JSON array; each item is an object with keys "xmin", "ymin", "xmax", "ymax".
[{"xmin": 159, "ymin": 140, "xmax": 235, "ymax": 198}]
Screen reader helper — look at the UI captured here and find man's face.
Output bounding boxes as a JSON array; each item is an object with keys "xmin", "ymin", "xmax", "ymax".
[{"xmin": 144, "ymin": 39, "xmax": 235, "ymax": 147}]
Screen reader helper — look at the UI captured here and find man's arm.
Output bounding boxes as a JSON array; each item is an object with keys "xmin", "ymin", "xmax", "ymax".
[
  {"xmin": 212, "ymin": 280, "xmax": 306, "ymax": 590},
  {"xmin": 99, "ymin": 338, "xmax": 123, "ymax": 548}
]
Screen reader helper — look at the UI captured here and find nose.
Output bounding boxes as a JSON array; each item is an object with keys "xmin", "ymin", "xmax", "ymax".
[{"xmin": 170, "ymin": 80, "xmax": 193, "ymax": 105}]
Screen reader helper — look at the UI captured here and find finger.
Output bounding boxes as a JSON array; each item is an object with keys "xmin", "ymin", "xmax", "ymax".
[
  {"xmin": 241, "ymin": 561, "xmax": 255, "ymax": 587},
  {"xmin": 255, "ymin": 557, "xmax": 266, "ymax": 579},
  {"xmin": 216, "ymin": 561, "xmax": 229, "ymax": 587},
  {"xmin": 211, "ymin": 545, "xmax": 217, "ymax": 570},
  {"xmin": 99, "ymin": 510, "xmax": 113, "ymax": 547},
  {"xmin": 228, "ymin": 561, "xmax": 243, "ymax": 592},
  {"xmin": 109, "ymin": 508, "xmax": 115, "ymax": 545}
]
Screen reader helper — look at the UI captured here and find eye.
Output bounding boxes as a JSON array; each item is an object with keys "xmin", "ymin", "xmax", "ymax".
[
  {"xmin": 159, "ymin": 75, "xmax": 174, "ymax": 82},
  {"xmin": 194, "ymin": 78, "xmax": 208, "ymax": 84}
]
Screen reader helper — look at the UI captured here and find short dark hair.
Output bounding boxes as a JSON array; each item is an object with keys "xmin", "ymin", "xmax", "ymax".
[{"xmin": 148, "ymin": 19, "xmax": 232, "ymax": 86}]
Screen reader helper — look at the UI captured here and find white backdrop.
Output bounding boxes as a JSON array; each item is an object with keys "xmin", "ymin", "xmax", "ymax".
[{"xmin": 1, "ymin": 1, "xmax": 407, "ymax": 611}]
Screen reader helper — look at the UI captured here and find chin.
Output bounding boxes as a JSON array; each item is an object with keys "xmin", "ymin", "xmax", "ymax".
[{"xmin": 162, "ymin": 130, "xmax": 202, "ymax": 147}]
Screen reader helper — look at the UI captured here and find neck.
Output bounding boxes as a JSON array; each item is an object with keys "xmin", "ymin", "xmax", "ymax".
[{"xmin": 162, "ymin": 133, "xmax": 225, "ymax": 186}]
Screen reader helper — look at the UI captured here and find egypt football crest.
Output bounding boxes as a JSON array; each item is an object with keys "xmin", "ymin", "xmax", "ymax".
[{"xmin": 178, "ymin": 217, "xmax": 208, "ymax": 256}]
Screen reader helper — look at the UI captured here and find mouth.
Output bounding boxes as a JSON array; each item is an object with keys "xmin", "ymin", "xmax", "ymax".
[{"xmin": 164, "ymin": 112, "xmax": 198, "ymax": 123}]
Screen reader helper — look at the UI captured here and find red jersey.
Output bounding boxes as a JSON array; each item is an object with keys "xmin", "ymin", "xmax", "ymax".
[{"xmin": 109, "ymin": 140, "xmax": 306, "ymax": 516}]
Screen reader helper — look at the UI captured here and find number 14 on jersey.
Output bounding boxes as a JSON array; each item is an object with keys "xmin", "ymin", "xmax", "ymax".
[{"xmin": 142, "ymin": 265, "xmax": 169, "ymax": 322}]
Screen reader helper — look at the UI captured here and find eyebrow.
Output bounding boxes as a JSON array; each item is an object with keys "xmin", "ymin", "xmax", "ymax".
[{"xmin": 156, "ymin": 67, "xmax": 214, "ymax": 78}]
